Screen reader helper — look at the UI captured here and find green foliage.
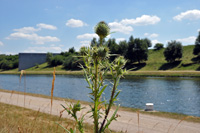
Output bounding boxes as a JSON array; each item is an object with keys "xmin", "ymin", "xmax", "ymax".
[
  {"xmin": 90, "ymin": 37, "xmax": 97, "ymax": 47},
  {"xmin": 118, "ymin": 40, "xmax": 128, "ymax": 56},
  {"xmin": 126, "ymin": 37, "xmax": 149, "ymax": 63},
  {"xmin": 0, "ymin": 54, "xmax": 18, "ymax": 70},
  {"xmin": 107, "ymin": 38, "xmax": 119, "ymax": 61},
  {"xmin": 154, "ymin": 43, "xmax": 164, "ymax": 50},
  {"xmin": 193, "ymin": 31, "xmax": 200, "ymax": 56},
  {"xmin": 63, "ymin": 54, "xmax": 80, "ymax": 70},
  {"xmin": 46, "ymin": 52, "xmax": 53, "ymax": 66},
  {"xmin": 126, "ymin": 35, "xmax": 135, "ymax": 61},
  {"xmin": 35, "ymin": 63, "xmax": 39, "ymax": 68},
  {"xmin": 69, "ymin": 47, "xmax": 76, "ymax": 54},
  {"xmin": 49, "ymin": 55, "xmax": 64, "ymax": 66},
  {"xmin": 164, "ymin": 40, "xmax": 183, "ymax": 63},
  {"xmin": 58, "ymin": 101, "xmax": 85, "ymax": 133},
  {"xmin": 144, "ymin": 38, "xmax": 152, "ymax": 47}
]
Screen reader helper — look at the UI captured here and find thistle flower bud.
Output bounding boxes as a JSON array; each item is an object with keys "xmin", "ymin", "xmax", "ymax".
[{"xmin": 95, "ymin": 21, "xmax": 110, "ymax": 40}]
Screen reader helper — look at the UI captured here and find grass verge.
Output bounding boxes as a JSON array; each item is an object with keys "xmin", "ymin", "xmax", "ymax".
[{"xmin": 0, "ymin": 102, "xmax": 93, "ymax": 133}]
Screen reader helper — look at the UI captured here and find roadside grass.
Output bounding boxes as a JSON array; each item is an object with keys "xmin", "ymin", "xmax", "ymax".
[
  {"xmin": 1, "ymin": 89, "xmax": 199, "ymax": 124},
  {"xmin": 0, "ymin": 102, "xmax": 93, "ymax": 133}
]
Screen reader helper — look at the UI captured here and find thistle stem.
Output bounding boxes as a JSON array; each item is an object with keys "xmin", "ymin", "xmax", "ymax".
[
  {"xmin": 94, "ymin": 58, "xmax": 99, "ymax": 133},
  {"xmin": 99, "ymin": 77, "xmax": 118, "ymax": 132}
]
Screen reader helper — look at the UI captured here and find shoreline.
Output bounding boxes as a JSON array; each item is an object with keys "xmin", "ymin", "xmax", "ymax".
[
  {"xmin": 0, "ymin": 88, "xmax": 200, "ymax": 123},
  {"xmin": 1, "ymin": 70, "xmax": 200, "ymax": 77},
  {"xmin": 0, "ymin": 89, "xmax": 200, "ymax": 132}
]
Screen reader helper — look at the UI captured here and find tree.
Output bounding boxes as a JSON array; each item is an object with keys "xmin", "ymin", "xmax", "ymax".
[
  {"xmin": 126, "ymin": 35, "xmax": 135, "ymax": 61},
  {"xmin": 132, "ymin": 38, "xmax": 148, "ymax": 63},
  {"xmin": 193, "ymin": 31, "xmax": 200, "ymax": 56},
  {"xmin": 90, "ymin": 37, "xmax": 97, "ymax": 47},
  {"xmin": 46, "ymin": 52, "xmax": 53, "ymax": 65},
  {"xmin": 68, "ymin": 47, "xmax": 76, "ymax": 54},
  {"xmin": 49, "ymin": 55, "xmax": 64, "ymax": 66},
  {"xmin": 144, "ymin": 38, "xmax": 152, "ymax": 47},
  {"xmin": 118, "ymin": 40, "xmax": 128, "ymax": 56},
  {"xmin": 164, "ymin": 40, "xmax": 183, "ymax": 63},
  {"xmin": 126, "ymin": 36, "xmax": 148, "ymax": 63},
  {"xmin": 63, "ymin": 54, "xmax": 79, "ymax": 70},
  {"xmin": 107, "ymin": 38, "xmax": 119, "ymax": 61},
  {"xmin": 154, "ymin": 43, "xmax": 164, "ymax": 50}
]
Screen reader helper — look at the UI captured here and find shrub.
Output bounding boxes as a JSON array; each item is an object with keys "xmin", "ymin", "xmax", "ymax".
[
  {"xmin": 154, "ymin": 43, "xmax": 164, "ymax": 50},
  {"xmin": 50, "ymin": 55, "xmax": 64, "ymax": 66},
  {"xmin": 46, "ymin": 52, "xmax": 53, "ymax": 66},
  {"xmin": 164, "ymin": 40, "xmax": 183, "ymax": 63},
  {"xmin": 63, "ymin": 55, "xmax": 80, "ymax": 70}
]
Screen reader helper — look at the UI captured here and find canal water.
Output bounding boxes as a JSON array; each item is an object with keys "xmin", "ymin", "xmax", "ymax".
[{"xmin": 0, "ymin": 74, "xmax": 200, "ymax": 117}]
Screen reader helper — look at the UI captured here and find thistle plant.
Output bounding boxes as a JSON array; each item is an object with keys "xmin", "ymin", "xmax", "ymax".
[{"xmin": 60, "ymin": 21, "xmax": 126, "ymax": 133}]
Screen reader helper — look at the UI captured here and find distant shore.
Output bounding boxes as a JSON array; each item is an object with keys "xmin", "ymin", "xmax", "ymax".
[{"xmin": 1, "ymin": 70, "xmax": 200, "ymax": 77}]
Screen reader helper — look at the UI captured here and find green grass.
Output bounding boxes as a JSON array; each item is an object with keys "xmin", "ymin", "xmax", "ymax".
[{"xmin": 139, "ymin": 45, "xmax": 200, "ymax": 71}]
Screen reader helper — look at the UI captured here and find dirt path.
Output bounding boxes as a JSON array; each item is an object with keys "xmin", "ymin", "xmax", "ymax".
[{"xmin": 0, "ymin": 91, "xmax": 199, "ymax": 133}]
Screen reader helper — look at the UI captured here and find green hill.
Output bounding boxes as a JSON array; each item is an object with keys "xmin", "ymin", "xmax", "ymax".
[
  {"xmin": 137, "ymin": 45, "xmax": 199, "ymax": 71},
  {"xmin": 26, "ymin": 45, "xmax": 199, "ymax": 72},
  {"xmin": 1, "ymin": 45, "xmax": 199, "ymax": 74}
]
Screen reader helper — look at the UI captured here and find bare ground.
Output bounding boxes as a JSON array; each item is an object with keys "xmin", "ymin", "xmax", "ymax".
[{"xmin": 0, "ymin": 91, "xmax": 199, "ymax": 133}]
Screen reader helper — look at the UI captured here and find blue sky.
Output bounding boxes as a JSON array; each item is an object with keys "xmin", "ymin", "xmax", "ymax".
[{"xmin": 0, "ymin": 0, "xmax": 200, "ymax": 54}]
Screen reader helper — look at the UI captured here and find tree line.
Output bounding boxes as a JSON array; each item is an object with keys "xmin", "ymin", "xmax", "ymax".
[
  {"xmin": 46, "ymin": 31, "xmax": 200, "ymax": 70},
  {"xmin": 0, "ymin": 54, "xmax": 18, "ymax": 70}
]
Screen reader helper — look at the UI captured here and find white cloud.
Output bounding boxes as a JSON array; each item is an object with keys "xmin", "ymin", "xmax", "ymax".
[
  {"xmin": 24, "ymin": 46, "xmax": 62, "ymax": 53},
  {"xmin": 144, "ymin": 33, "xmax": 159, "ymax": 38},
  {"xmin": 66, "ymin": 19, "xmax": 87, "ymax": 27},
  {"xmin": 37, "ymin": 23, "xmax": 57, "ymax": 30},
  {"xmin": 120, "ymin": 15, "xmax": 161, "ymax": 26},
  {"xmin": 176, "ymin": 36, "xmax": 196, "ymax": 45},
  {"xmin": 6, "ymin": 32, "xmax": 60, "ymax": 44},
  {"xmin": 198, "ymin": 29, "xmax": 200, "ymax": 32},
  {"xmin": 173, "ymin": 9, "xmax": 200, "ymax": 21},
  {"xmin": 0, "ymin": 41, "xmax": 4, "ymax": 46},
  {"xmin": 108, "ymin": 22, "xmax": 133, "ymax": 34},
  {"xmin": 77, "ymin": 33, "xmax": 98, "ymax": 39},
  {"xmin": 80, "ymin": 40, "xmax": 90, "ymax": 47},
  {"xmin": 152, "ymin": 40, "xmax": 161, "ymax": 45},
  {"xmin": 116, "ymin": 38, "xmax": 126, "ymax": 43},
  {"xmin": 13, "ymin": 23, "xmax": 57, "ymax": 34},
  {"xmin": 13, "ymin": 27, "xmax": 40, "ymax": 33}
]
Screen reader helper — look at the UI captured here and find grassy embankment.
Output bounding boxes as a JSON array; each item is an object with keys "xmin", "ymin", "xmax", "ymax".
[{"xmin": 1, "ymin": 45, "xmax": 200, "ymax": 77}]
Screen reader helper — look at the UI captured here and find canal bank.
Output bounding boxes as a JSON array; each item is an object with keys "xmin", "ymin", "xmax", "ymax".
[
  {"xmin": 0, "ymin": 90, "xmax": 200, "ymax": 132},
  {"xmin": 1, "ymin": 70, "xmax": 200, "ymax": 77},
  {"xmin": 0, "ymin": 74, "xmax": 200, "ymax": 117}
]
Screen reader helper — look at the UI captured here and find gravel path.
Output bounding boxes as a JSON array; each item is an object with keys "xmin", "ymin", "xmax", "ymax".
[{"xmin": 0, "ymin": 91, "xmax": 199, "ymax": 133}]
